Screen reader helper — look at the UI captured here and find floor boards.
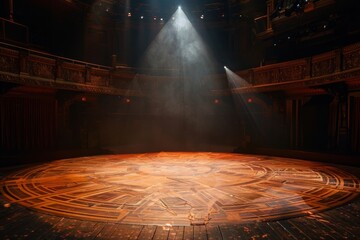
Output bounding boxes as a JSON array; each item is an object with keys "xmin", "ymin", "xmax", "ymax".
[
  {"xmin": 1, "ymin": 152, "xmax": 360, "ymax": 239},
  {"xmin": 0, "ymin": 200, "xmax": 359, "ymax": 239}
]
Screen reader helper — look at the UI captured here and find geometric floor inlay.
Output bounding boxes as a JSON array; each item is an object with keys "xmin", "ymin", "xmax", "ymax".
[{"xmin": 1, "ymin": 152, "xmax": 359, "ymax": 226}]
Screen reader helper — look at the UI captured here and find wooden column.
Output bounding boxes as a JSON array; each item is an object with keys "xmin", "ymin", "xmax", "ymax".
[
  {"xmin": 9, "ymin": 0, "xmax": 13, "ymax": 21},
  {"xmin": 286, "ymin": 98, "xmax": 301, "ymax": 149},
  {"xmin": 19, "ymin": 50, "xmax": 29, "ymax": 75},
  {"xmin": 266, "ymin": 0, "xmax": 274, "ymax": 31}
]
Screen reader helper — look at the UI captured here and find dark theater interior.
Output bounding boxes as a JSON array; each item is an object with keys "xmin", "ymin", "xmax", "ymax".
[{"xmin": 1, "ymin": 0, "xmax": 360, "ymax": 239}]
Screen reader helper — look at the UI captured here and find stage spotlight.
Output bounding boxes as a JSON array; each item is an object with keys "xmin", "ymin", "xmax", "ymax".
[
  {"xmin": 200, "ymin": 14, "xmax": 204, "ymax": 19},
  {"xmin": 247, "ymin": 98, "xmax": 253, "ymax": 103},
  {"xmin": 178, "ymin": 6, "xmax": 181, "ymax": 9},
  {"xmin": 224, "ymin": 66, "xmax": 227, "ymax": 69},
  {"xmin": 140, "ymin": 16, "xmax": 144, "ymax": 19},
  {"xmin": 81, "ymin": 96, "xmax": 87, "ymax": 102},
  {"xmin": 127, "ymin": 12, "xmax": 131, "ymax": 17}
]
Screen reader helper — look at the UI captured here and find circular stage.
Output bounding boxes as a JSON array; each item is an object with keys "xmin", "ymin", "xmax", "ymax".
[{"xmin": 1, "ymin": 152, "xmax": 359, "ymax": 226}]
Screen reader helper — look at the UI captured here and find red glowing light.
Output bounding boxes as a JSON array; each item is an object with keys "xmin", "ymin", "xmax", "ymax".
[
  {"xmin": 247, "ymin": 98, "xmax": 253, "ymax": 103},
  {"xmin": 214, "ymin": 99, "xmax": 220, "ymax": 104},
  {"xmin": 125, "ymin": 98, "xmax": 131, "ymax": 103},
  {"xmin": 81, "ymin": 96, "xmax": 87, "ymax": 102}
]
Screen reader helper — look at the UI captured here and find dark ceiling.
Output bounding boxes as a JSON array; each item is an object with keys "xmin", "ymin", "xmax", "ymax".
[{"xmin": 78, "ymin": 0, "xmax": 265, "ymax": 23}]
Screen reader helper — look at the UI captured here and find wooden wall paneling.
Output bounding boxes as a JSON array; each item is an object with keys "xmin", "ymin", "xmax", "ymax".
[
  {"xmin": 278, "ymin": 59, "xmax": 308, "ymax": 82},
  {"xmin": 61, "ymin": 62, "xmax": 86, "ymax": 84},
  {"xmin": 28, "ymin": 54, "xmax": 56, "ymax": 79},
  {"xmin": 311, "ymin": 50, "xmax": 337, "ymax": 77},
  {"xmin": 342, "ymin": 42, "xmax": 360, "ymax": 71},
  {"xmin": 349, "ymin": 96, "xmax": 360, "ymax": 152},
  {"xmin": 90, "ymin": 67, "xmax": 110, "ymax": 87},
  {"xmin": 0, "ymin": 47, "xmax": 19, "ymax": 73}
]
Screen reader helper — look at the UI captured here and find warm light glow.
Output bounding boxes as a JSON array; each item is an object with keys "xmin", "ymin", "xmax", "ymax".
[
  {"xmin": 225, "ymin": 67, "xmax": 250, "ymax": 88},
  {"xmin": 247, "ymin": 98, "xmax": 253, "ymax": 103},
  {"xmin": 81, "ymin": 96, "xmax": 87, "ymax": 102},
  {"xmin": 128, "ymin": 12, "xmax": 131, "ymax": 17},
  {"xmin": 138, "ymin": 7, "xmax": 218, "ymax": 118}
]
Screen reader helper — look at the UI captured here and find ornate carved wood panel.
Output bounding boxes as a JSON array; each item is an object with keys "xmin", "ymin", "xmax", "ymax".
[
  {"xmin": 0, "ymin": 47, "xmax": 19, "ymax": 73},
  {"xmin": 28, "ymin": 55, "xmax": 56, "ymax": 79},
  {"xmin": 343, "ymin": 42, "xmax": 360, "ymax": 70}
]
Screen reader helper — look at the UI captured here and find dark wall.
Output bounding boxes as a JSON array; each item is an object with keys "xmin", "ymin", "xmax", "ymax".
[
  {"xmin": 301, "ymin": 96, "xmax": 332, "ymax": 150},
  {"xmin": 0, "ymin": 94, "xmax": 57, "ymax": 154},
  {"xmin": 0, "ymin": 0, "xmax": 88, "ymax": 60}
]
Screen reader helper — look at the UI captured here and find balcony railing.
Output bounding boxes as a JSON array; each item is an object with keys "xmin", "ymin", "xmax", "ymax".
[
  {"xmin": 1, "ymin": 40, "xmax": 359, "ymax": 96},
  {"xmin": 0, "ymin": 41, "xmax": 139, "ymax": 95},
  {"xmin": 234, "ymin": 42, "xmax": 360, "ymax": 88},
  {"xmin": 0, "ymin": 17, "xmax": 29, "ymax": 44}
]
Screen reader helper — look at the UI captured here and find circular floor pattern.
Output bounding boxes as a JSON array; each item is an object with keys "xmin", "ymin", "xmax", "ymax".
[{"xmin": 1, "ymin": 152, "xmax": 359, "ymax": 226}]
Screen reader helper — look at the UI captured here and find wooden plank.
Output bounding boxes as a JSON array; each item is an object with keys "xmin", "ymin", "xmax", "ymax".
[
  {"xmin": 240, "ymin": 223, "xmax": 267, "ymax": 239},
  {"xmin": 0, "ymin": 210, "xmax": 40, "ymax": 239},
  {"xmin": 183, "ymin": 226, "xmax": 194, "ymax": 240},
  {"xmin": 206, "ymin": 225, "xmax": 223, "ymax": 240},
  {"xmin": 319, "ymin": 212, "xmax": 358, "ymax": 239},
  {"xmin": 266, "ymin": 221, "xmax": 297, "ymax": 240},
  {"xmin": 111, "ymin": 224, "xmax": 144, "ymax": 240},
  {"xmin": 67, "ymin": 220, "xmax": 105, "ymax": 239},
  {"xmin": 193, "ymin": 225, "xmax": 207, "ymax": 240},
  {"xmin": 288, "ymin": 217, "xmax": 337, "ymax": 240},
  {"xmin": 43, "ymin": 217, "xmax": 82, "ymax": 240},
  {"xmin": 277, "ymin": 220, "xmax": 311, "ymax": 240},
  {"xmin": 94, "ymin": 224, "xmax": 117, "ymax": 239},
  {"xmin": 218, "ymin": 224, "xmax": 243, "ymax": 240},
  {"xmin": 168, "ymin": 226, "xmax": 184, "ymax": 240},
  {"xmin": 255, "ymin": 222, "xmax": 285, "ymax": 239},
  {"xmin": 15, "ymin": 213, "xmax": 63, "ymax": 240},
  {"xmin": 137, "ymin": 225, "xmax": 156, "ymax": 240},
  {"xmin": 30, "ymin": 215, "xmax": 66, "ymax": 240},
  {"xmin": 0, "ymin": 212, "xmax": 40, "ymax": 239},
  {"xmin": 0, "ymin": 200, "xmax": 24, "ymax": 218},
  {"xmin": 153, "ymin": 225, "xmax": 170, "ymax": 240}
]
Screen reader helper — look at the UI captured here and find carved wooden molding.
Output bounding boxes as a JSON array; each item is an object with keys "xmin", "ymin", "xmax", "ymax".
[
  {"xmin": 0, "ymin": 71, "xmax": 143, "ymax": 96},
  {"xmin": 1, "ymin": 41, "xmax": 359, "ymax": 97},
  {"xmin": 222, "ymin": 67, "xmax": 360, "ymax": 95},
  {"xmin": 28, "ymin": 54, "xmax": 56, "ymax": 79}
]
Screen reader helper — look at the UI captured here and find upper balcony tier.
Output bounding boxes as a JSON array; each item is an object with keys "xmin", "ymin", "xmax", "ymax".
[{"xmin": 0, "ymin": 40, "xmax": 359, "ymax": 97}]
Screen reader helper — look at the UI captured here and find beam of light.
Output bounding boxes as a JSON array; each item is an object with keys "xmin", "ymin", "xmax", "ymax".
[
  {"xmin": 139, "ymin": 7, "xmax": 217, "ymax": 105},
  {"xmin": 134, "ymin": 7, "xmax": 223, "ymax": 150},
  {"xmin": 224, "ymin": 67, "xmax": 251, "ymax": 89},
  {"xmin": 225, "ymin": 67, "xmax": 286, "ymax": 148},
  {"xmin": 224, "ymin": 67, "xmax": 267, "ymax": 149},
  {"xmin": 140, "ymin": 7, "xmax": 215, "ymax": 78}
]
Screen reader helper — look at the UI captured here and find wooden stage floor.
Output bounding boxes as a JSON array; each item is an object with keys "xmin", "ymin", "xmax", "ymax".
[{"xmin": 1, "ymin": 152, "xmax": 360, "ymax": 239}]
